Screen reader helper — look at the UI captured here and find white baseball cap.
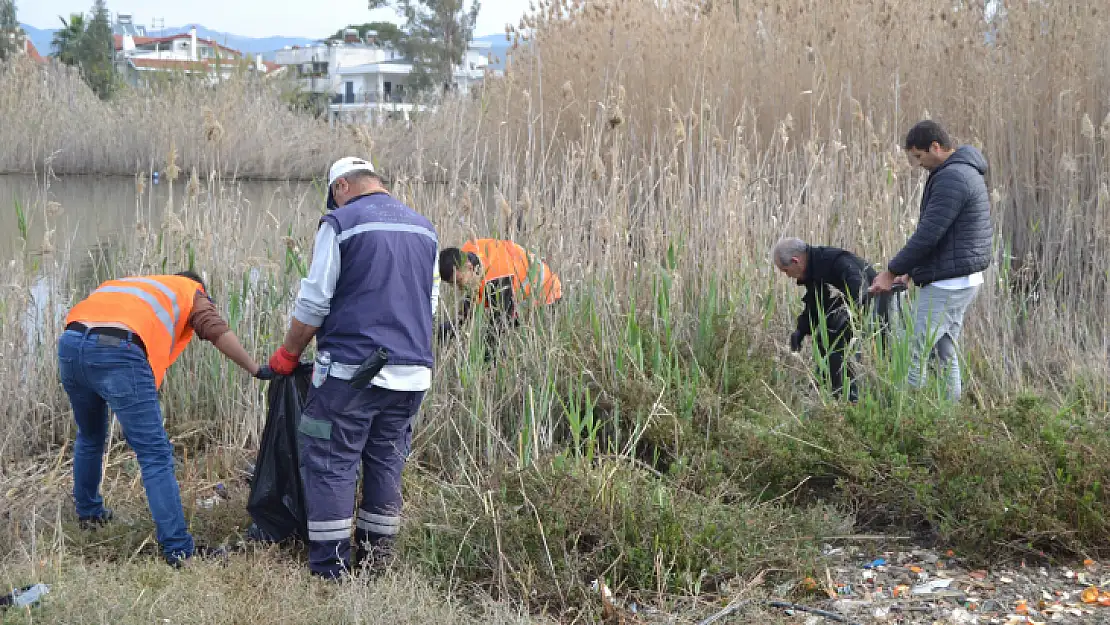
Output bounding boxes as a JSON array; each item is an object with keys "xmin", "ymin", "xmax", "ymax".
[{"xmin": 326, "ymin": 156, "xmax": 378, "ymax": 209}]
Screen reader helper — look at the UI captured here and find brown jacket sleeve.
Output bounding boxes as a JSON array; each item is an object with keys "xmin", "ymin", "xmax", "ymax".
[{"xmin": 188, "ymin": 291, "xmax": 231, "ymax": 343}]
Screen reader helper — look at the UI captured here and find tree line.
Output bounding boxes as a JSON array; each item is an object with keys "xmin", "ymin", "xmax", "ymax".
[
  {"xmin": 0, "ymin": 0, "xmax": 116, "ymax": 99},
  {"xmin": 1, "ymin": 0, "xmax": 483, "ymax": 102}
]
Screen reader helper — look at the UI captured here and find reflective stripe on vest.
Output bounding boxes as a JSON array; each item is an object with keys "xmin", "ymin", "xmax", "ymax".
[
  {"xmin": 464, "ymin": 239, "xmax": 558, "ymax": 306},
  {"xmin": 65, "ymin": 275, "xmax": 201, "ymax": 389},
  {"xmin": 337, "ymin": 222, "xmax": 438, "ymax": 245},
  {"xmin": 90, "ymin": 286, "xmax": 178, "ymax": 357},
  {"xmin": 118, "ymin": 277, "xmax": 183, "ymax": 356}
]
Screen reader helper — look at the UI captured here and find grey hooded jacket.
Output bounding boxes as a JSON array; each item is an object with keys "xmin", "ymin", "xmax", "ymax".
[{"xmin": 888, "ymin": 145, "xmax": 993, "ymax": 285}]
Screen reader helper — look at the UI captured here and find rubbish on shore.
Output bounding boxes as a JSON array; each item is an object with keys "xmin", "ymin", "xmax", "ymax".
[
  {"xmin": 912, "ymin": 578, "xmax": 954, "ymax": 595},
  {"xmin": 767, "ymin": 600, "xmax": 862, "ymax": 624}
]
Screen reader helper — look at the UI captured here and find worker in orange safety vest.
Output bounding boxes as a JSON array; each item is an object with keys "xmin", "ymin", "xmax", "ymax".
[
  {"xmin": 58, "ymin": 270, "xmax": 271, "ymax": 568},
  {"xmin": 436, "ymin": 238, "xmax": 562, "ymax": 344}
]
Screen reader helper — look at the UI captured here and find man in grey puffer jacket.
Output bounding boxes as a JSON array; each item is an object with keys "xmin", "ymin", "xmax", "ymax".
[{"xmin": 870, "ymin": 120, "xmax": 992, "ymax": 401}]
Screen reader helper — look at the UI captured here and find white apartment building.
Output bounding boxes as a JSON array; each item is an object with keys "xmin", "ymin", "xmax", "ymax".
[{"xmin": 274, "ymin": 30, "xmax": 501, "ymax": 124}]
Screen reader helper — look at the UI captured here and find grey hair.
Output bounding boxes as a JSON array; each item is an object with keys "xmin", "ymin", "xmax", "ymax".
[
  {"xmin": 341, "ymin": 169, "xmax": 381, "ymax": 184},
  {"xmin": 772, "ymin": 237, "xmax": 808, "ymax": 267}
]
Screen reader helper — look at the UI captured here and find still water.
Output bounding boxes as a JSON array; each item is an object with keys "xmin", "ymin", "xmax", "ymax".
[
  {"xmin": 0, "ymin": 173, "xmax": 326, "ymax": 354},
  {"xmin": 0, "ymin": 174, "xmax": 322, "ymax": 261}
]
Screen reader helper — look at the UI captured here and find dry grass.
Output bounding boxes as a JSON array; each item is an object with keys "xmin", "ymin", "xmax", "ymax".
[
  {"xmin": 0, "ymin": 60, "xmax": 372, "ymax": 179},
  {"xmin": 2, "ymin": 0, "xmax": 1110, "ymax": 621},
  {"xmin": 470, "ymin": 0, "xmax": 1110, "ymax": 393},
  {"xmin": 0, "ymin": 558, "xmax": 544, "ymax": 625},
  {"xmin": 0, "ymin": 450, "xmax": 545, "ymax": 625}
]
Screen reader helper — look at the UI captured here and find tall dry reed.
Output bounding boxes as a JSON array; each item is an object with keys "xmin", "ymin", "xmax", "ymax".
[
  {"xmin": 475, "ymin": 0, "xmax": 1110, "ymax": 385},
  {"xmin": 2, "ymin": 0, "xmax": 1108, "ymax": 459},
  {"xmin": 0, "ymin": 59, "xmax": 374, "ymax": 179}
]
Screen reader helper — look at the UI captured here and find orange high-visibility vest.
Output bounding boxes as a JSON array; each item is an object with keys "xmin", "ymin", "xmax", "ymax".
[
  {"xmin": 65, "ymin": 275, "xmax": 203, "ymax": 389},
  {"xmin": 461, "ymin": 238, "xmax": 562, "ymax": 306}
]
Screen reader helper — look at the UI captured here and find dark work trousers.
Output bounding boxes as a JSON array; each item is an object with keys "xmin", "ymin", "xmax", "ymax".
[
  {"xmin": 815, "ymin": 328, "xmax": 858, "ymax": 402},
  {"xmin": 297, "ymin": 375, "xmax": 425, "ymax": 578}
]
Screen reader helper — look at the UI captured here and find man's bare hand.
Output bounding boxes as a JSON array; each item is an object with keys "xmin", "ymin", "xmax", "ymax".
[{"xmin": 869, "ymin": 270, "xmax": 897, "ymax": 295}]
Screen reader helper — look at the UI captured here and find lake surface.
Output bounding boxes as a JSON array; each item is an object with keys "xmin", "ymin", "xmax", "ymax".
[{"xmin": 0, "ymin": 174, "xmax": 321, "ymax": 261}]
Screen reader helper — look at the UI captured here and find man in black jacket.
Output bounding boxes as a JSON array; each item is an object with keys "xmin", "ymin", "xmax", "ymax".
[
  {"xmin": 774, "ymin": 238, "xmax": 884, "ymax": 402},
  {"xmin": 869, "ymin": 120, "xmax": 992, "ymax": 401}
]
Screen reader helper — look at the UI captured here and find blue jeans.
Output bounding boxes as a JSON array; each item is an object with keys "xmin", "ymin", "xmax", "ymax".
[{"xmin": 57, "ymin": 328, "xmax": 194, "ymax": 564}]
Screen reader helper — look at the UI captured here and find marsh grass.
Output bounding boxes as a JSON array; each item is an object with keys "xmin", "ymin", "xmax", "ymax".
[
  {"xmin": 2, "ymin": 0, "xmax": 1110, "ymax": 619},
  {"xmin": 0, "ymin": 59, "xmax": 370, "ymax": 179}
]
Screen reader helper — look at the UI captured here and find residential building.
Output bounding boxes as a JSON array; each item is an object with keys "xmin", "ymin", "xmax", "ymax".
[
  {"xmin": 24, "ymin": 40, "xmax": 44, "ymax": 63},
  {"xmin": 4, "ymin": 28, "xmax": 45, "ymax": 63},
  {"xmin": 274, "ymin": 30, "xmax": 502, "ymax": 125},
  {"xmin": 112, "ymin": 17, "xmax": 283, "ymax": 86}
]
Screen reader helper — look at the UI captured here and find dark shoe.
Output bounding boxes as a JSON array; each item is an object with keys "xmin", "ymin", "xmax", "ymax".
[
  {"xmin": 166, "ymin": 544, "xmax": 230, "ymax": 569},
  {"xmin": 354, "ymin": 538, "xmax": 397, "ymax": 575},
  {"xmin": 78, "ymin": 508, "xmax": 113, "ymax": 530}
]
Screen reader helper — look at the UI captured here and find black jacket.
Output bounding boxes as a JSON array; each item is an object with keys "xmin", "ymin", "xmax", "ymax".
[
  {"xmin": 794, "ymin": 246, "xmax": 877, "ymax": 339},
  {"xmin": 888, "ymin": 145, "xmax": 993, "ymax": 285}
]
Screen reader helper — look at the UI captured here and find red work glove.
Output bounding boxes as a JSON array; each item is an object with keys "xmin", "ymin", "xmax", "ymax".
[{"xmin": 268, "ymin": 346, "xmax": 300, "ymax": 376}]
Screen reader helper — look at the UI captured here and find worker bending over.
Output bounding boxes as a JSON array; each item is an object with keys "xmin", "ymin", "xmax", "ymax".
[
  {"xmin": 437, "ymin": 238, "xmax": 561, "ymax": 341},
  {"xmin": 59, "ymin": 270, "xmax": 270, "ymax": 567}
]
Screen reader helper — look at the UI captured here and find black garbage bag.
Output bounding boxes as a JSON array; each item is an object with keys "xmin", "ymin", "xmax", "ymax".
[{"xmin": 246, "ymin": 363, "xmax": 312, "ymax": 543}]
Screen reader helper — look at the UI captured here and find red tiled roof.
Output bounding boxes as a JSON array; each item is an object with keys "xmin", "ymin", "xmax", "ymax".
[
  {"xmin": 113, "ymin": 32, "xmax": 240, "ymax": 56},
  {"xmin": 113, "ymin": 34, "xmax": 157, "ymax": 50},
  {"xmin": 25, "ymin": 40, "xmax": 45, "ymax": 63}
]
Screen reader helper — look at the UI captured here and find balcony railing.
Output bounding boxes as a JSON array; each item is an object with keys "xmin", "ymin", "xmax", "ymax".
[{"xmin": 331, "ymin": 91, "xmax": 413, "ymax": 105}]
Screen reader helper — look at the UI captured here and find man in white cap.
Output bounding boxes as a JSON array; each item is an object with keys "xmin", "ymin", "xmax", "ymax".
[{"xmin": 266, "ymin": 156, "xmax": 440, "ymax": 578}]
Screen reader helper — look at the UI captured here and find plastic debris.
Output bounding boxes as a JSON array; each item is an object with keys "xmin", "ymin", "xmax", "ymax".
[
  {"xmin": 1080, "ymin": 586, "xmax": 1098, "ymax": 603},
  {"xmin": 0, "ymin": 583, "xmax": 49, "ymax": 609},
  {"xmin": 913, "ymin": 578, "xmax": 954, "ymax": 595},
  {"xmin": 797, "ymin": 547, "xmax": 1110, "ymax": 624}
]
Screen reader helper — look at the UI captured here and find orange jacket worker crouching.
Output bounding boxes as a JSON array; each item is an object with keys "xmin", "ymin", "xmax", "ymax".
[
  {"xmin": 59, "ymin": 271, "xmax": 270, "ymax": 568},
  {"xmin": 438, "ymin": 238, "xmax": 561, "ymax": 330}
]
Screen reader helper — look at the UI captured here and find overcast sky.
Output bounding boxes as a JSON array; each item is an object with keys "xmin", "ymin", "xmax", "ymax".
[{"xmin": 17, "ymin": 0, "xmax": 527, "ymax": 39}]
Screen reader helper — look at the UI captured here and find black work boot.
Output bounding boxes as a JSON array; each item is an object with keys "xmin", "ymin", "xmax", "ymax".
[
  {"xmin": 353, "ymin": 532, "xmax": 397, "ymax": 575},
  {"xmin": 78, "ymin": 508, "xmax": 113, "ymax": 530},
  {"xmin": 165, "ymin": 544, "xmax": 231, "ymax": 569}
]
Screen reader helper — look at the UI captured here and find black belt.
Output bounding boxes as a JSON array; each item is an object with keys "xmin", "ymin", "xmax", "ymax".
[{"xmin": 66, "ymin": 322, "xmax": 147, "ymax": 355}]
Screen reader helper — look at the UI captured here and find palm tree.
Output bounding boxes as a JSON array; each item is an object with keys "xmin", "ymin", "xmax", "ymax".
[{"xmin": 52, "ymin": 13, "xmax": 86, "ymax": 67}]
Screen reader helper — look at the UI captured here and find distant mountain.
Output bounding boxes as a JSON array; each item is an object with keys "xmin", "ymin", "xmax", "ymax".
[
  {"xmin": 143, "ymin": 25, "xmax": 318, "ymax": 59},
  {"xmin": 20, "ymin": 21, "xmax": 514, "ymax": 67}
]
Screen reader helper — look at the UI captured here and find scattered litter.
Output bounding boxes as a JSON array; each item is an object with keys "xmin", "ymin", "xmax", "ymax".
[
  {"xmin": 758, "ymin": 546, "xmax": 1110, "ymax": 625},
  {"xmin": 0, "ymin": 583, "xmax": 49, "ymax": 609},
  {"xmin": 767, "ymin": 600, "xmax": 861, "ymax": 624},
  {"xmin": 913, "ymin": 578, "xmax": 954, "ymax": 595}
]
